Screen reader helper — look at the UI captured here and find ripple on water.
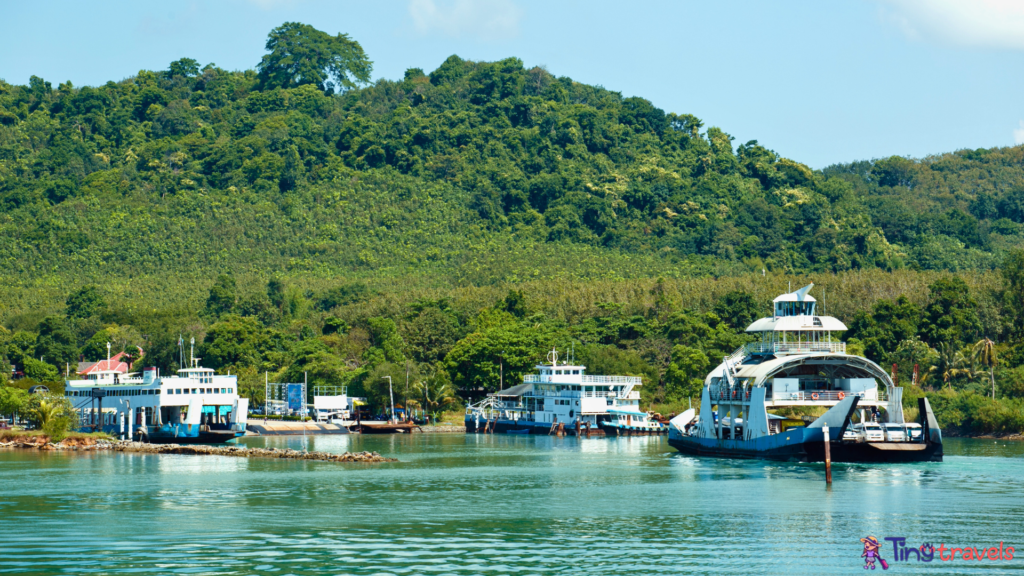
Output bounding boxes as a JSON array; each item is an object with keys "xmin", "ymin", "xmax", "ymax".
[{"xmin": 2, "ymin": 436, "xmax": 1024, "ymax": 575}]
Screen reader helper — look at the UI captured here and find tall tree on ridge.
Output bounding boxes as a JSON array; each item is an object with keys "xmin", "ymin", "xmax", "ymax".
[{"xmin": 256, "ymin": 22, "xmax": 372, "ymax": 93}]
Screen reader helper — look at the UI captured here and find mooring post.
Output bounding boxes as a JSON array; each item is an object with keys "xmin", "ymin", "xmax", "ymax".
[{"xmin": 823, "ymin": 425, "xmax": 832, "ymax": 485}]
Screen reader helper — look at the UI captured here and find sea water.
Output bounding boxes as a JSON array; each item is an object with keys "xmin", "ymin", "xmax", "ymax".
[{"xmin": 1, "ymin": 435, "xmax": 1022, "ymax": 575}]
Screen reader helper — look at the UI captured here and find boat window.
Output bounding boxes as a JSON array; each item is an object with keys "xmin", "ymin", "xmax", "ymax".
[{"xmin": 573, "ymin": 370, "xmax": 579, "ymax": 375}]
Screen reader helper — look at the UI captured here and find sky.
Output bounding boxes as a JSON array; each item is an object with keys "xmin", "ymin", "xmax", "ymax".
[{"xmin": 2, "ymin": 0, "xmax": 1024, "ymax": 168}]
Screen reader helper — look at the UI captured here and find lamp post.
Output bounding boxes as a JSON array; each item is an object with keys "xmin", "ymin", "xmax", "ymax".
[{"xmin": 383, "ymin": 376, "xmax": 395, "ymax": 423}]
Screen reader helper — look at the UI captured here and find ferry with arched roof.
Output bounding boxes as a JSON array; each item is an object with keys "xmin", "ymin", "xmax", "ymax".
[{"xmin": 668, "ymin": 284, "xmax": 943, "ymax": 462}]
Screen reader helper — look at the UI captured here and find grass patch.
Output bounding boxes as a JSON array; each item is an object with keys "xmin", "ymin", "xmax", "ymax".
[{"xmin": 0, "ymin": 430, "xmax": 114, "ymax": 443}]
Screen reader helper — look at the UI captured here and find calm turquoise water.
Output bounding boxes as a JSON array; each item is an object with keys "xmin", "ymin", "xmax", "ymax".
[{"xmin": 2, "ymin": 435, "xmax": 1023, "ymax": 575}]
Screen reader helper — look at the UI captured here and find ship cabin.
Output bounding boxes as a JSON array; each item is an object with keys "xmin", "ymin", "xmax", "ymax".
[
  {"xmin": 707, "ymin": 284, "xmax": 896, "ymax": 426},
  {"xmin": 471, "ymin": 349, "xmax": 643, "ymax": 429},
  {"xmin": 65, "ymin": 355, "xmax": 244, "ymax": 435},
  {"xmin": 65, "ymin": 367, "xmax": 162, "ymax": 431}
]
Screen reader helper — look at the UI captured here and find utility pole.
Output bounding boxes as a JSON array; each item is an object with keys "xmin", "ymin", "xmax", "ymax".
[{"xmin": 384, "ymin": 376, "xmax": 395, "ymax": 423}]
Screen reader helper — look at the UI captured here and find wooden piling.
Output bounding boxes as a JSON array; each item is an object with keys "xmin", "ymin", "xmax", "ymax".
[{"xmin": 823, "ymin": 425, "xmax": 832, "ymax": 485}]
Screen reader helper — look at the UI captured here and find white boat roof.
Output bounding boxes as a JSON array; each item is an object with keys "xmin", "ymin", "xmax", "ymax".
[
  {"xmin": 608, "ymin": 408, "xmax": 647, "ymax": 417},
  {"xmin": 746, "ymin": 315, "xmax": 847, "ymax": 332},
  {"xmin": 773, "ymin": 284, "xmax": 816, "ymax": 303},
  {"xmin": 710, "ymin": 353, "xmax": 892, "ymax": 387}
]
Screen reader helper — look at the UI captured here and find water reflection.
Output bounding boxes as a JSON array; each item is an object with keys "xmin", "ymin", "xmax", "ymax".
[{"xmin": 3, "ymin": 436, "xmax": 1024, "ymax": 575}]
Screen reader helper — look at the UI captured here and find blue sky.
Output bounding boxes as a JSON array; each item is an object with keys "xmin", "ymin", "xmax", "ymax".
[{"xmin": 2, "ymin": 0, "xmax": 1023, "ymax": 168}]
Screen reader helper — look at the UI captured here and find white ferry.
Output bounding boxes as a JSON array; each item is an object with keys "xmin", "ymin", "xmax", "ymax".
[
  {"xmin": 465, "ymin": 349, "xmax": 665, "ymax": 436},
  {"xmin": 65, "ymin": 342, "xmax": 248, "ymax": 444},
  {"xmin": 668, "ymin": 284, "xmax": 942, "ymax": 462}
]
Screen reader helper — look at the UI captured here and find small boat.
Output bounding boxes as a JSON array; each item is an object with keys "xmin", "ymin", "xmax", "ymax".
[
  {"xmin": 356, "ymin": 422, "xmax": 422, "ymax": 434},
  {"xmin": 505, "ymin": 428, "xmax": 532, "ymax": 435},
  {"xmin": 600, "ymin": 408, "xmax": 667, "ymax": 436}
]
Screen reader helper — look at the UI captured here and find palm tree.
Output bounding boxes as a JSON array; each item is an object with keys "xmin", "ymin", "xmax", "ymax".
[
  {"xmin": 932, "ymin": 342, "xmax": 973, "ymax": 391},
  {"xmin": 410, "ymin": 363, "xmax": 458, "ymax": 423},
  {"xmin": 973, "ymin": 338, "xmax": 998, "ymax": 399}
]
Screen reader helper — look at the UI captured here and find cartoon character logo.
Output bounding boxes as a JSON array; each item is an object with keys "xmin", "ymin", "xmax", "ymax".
[{"xmin": 861, "ymin": 536, "xmax": 890, "ymax": 570}]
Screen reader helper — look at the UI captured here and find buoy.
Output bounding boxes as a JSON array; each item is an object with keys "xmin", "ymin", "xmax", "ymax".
[
  {"xmin": 837, "ymin": 392, "xmax": 845, "ymax": 400},
  {"xmin": 812, "ymin": 392, "xmax": 820, "ymax": 400}
]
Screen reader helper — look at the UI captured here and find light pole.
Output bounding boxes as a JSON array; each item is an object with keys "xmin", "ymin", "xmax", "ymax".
[{"xmin": 383, "ymin": 376, "xmax": 395, "ymax": 423}]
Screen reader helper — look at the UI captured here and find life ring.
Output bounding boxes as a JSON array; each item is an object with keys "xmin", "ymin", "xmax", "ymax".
[
  {"xmin": 732, "ymin": 390, "xmax": 737, "ymax": 399},
  {"xmin": 745, "ymin": 390, "xmax": 750, "ymax": 400},
  {"xmin": 837, "ymin": 392, "xmax": 845, "ymax": 400},
  {"xmin": 811, "ymin": 392, "xmax": 820, "ymax": 400}
]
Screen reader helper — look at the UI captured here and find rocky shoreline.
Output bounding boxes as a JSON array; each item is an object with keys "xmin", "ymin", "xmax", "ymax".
[
  {"xmin": 416, "ymin": 425, "xmax": 466, "ymax": 433},
  {"xmin": 0, "ymin": 437, "xmax": 398, "ymax": 463}
]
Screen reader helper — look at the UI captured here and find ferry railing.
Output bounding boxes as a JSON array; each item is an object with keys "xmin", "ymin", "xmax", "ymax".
[
  {"xmin": 769, "ymin": 389, "xmax": 885, "ymax": 402},
  {"xmin": 743, "ymin": 341, "xmax": 846, "ymax": 355},
  {"xmin": 708, "ymin": 386, "xmax": 885, "ymax": 403},
  {"xmin": 522, "ymin": 374, "xmax": 641, "ymax": 384}
]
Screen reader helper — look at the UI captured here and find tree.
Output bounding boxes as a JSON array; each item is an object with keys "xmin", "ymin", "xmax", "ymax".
[
  {"xmin": 973, "ymin": 338, "xmax": 998, "ymax": 399},
  {"xmin": 409, "ymin": 363, "xmax": 458, "ymax": 421},
  {"xmin": 205, "ymin": 274, "xmax": 237, "ymax": 317},
  {"xmin": 25, "ymin": 392, "xmax": 78, "ymax": 441},
  {"xmin": 920, "ymin": 277, "xmax": 981, "ymax": 347},
  {"xmin": 80, "ymin": 325, "xmax": 145, "ymax": 362},
  {"xmin": 167, "ymin": 57, "xmax": 200, "ymax": 78},
  {"xmin": 712, "ymin": 290, "xmax": 760, "ymax": 330},
  {"xmin": 1003, "ymin": 250, "xmax": 1024, "ymax": 339},
  {"xmin": 22, "ymin": 358, "xmax": 60, "ymax": 382},
  {"xmin": 664, "ymin": 345, "xmax": 710, "ymax": 401},
  {"xmin": 0, "ymin": 385, "xmax": 29, "ymax": 420},
  {"xmin": 402, "ymin": 308, "xmax": 462, "ymax": 363},
  {"xmin": 35, "ymin": 316, "xmax": 76, "ymax": 369},
  {"xmin": 928, "ymin": 342, "xmax": 972, "ymax": 391},
  {"xmin": 501, "ymin": 289, "xmax": 528, "ymax": 318},
  {"xmin": 66, "ymin": 285, "xmax": 105, "ymax": 319},
  {"xmin": 363, "ymin": 317, "xmax": 406, "ymax": 367},
  {"xmin": 256, "ymin": 22, "xmax": 372, "ymax": 93},
  {"xmin": 444, "ymin": 311, "xmax": 554, "ymax": 400}
]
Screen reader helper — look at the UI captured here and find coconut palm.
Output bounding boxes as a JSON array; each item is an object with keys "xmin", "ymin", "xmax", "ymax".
[
  {"xmin": 931, "ymin": 342, "xmax": 973, "ymax": 391},
  {"xmin": 410, "ymin": 363, "xmax": 458, "ymax": 423},
  {"xmin": 972, "ymin": 338, "xmax": 998, "ymax": 399}
]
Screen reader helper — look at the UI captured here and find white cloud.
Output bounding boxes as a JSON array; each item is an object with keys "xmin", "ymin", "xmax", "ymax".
[
  {"xmin": 409, "ymin": 0, "xmax": 522, "ymax": 41},
  {"xmin": 878, "ymin": 0, "xmax": 1024, "ymax": 50},
  {"xmin": 1015, "ymin": 121, "xmax": 1024, "ymax": 145}
]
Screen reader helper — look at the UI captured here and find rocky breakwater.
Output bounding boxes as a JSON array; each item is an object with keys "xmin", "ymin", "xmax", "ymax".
[
  {"xmin": 110, "ymin": 441, "xmax": 398, "ymax": 463},
  {"xmin": 1, "ymin": 437, "xmax": 397, "ymax": 463}
]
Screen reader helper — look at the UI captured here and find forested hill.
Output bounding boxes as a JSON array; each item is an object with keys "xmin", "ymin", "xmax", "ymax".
[{"xmin": 2, "ymin": 29, "xmax": 1024, "ymax": 294}]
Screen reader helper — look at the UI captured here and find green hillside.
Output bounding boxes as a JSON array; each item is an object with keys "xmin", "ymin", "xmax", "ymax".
[{"xmin": 2, "ymin": 23, "xmax": 1024, "ymax": 433}]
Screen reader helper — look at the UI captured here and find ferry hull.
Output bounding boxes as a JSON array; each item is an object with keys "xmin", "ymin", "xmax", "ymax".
[
  {"xmin": 465, "ymin": 417, "xmax": 606, "ymax": 436},
  {"xmin": 144, "ymin": 430, "xmax": 244, "ymax": 445},
  {"xmin": 668, "ymin": 431, "xmax": 942, "ymax": 463},
  {"xmin": 599, "ymin": 423, "xmax": 667, "ymax": 436}
]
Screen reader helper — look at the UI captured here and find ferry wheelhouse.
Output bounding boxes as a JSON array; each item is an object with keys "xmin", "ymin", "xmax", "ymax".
[
  {"xmin": 668, "ymin": 284, "xmax": 942, "ymax": 462},
  {"xmin": 466, "ymin": 349, "xmax": 665, "ymax": 436},
  {"xmin": 65, "ymin": 345, "xmax": 248, "ymax": 444}
]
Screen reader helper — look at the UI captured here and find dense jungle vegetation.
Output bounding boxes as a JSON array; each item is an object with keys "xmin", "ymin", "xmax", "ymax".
[{"xmin": 2, "ymin": 23, "xmax": 1024, "ymax": 433}]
